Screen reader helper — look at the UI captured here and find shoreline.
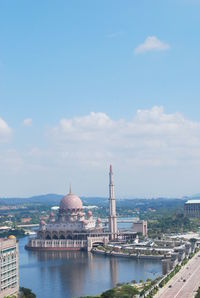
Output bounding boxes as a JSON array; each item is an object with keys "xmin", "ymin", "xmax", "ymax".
[
  {"xmin": 25, "ymin": 245, "xmax": 85, "ymax": 251},
  {"xmin": 92, "ymin": 247, "xmax": 163, "ymax": 260}
]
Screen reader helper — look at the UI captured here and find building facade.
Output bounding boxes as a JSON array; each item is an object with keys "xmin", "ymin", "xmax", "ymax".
[
  {"xmin": 132, "ymin": 220, "xmax": 148, "ymax": 236},
  {"xmin": 0, "ymin": 236, "xmax": 19, "ymax": 298},
  {"xmin": 184, "ymin": 200, "xmax": 200, "ymax": 218}
]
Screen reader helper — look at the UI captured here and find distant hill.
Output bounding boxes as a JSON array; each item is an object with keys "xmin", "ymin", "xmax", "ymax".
[
  {"xmin": 0, "ymin": 194, "xmax": 108, "ymax": 206},
  {"xmin": 0, "ymin": 194, "xmax": 63, "ymax": 205},
  {"xmin": 0, "ymin": 195, "xmax": 187, "ymax": 211}
]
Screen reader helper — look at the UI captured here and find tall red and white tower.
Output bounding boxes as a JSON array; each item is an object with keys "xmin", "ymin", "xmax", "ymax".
[{"xmin": 109, "ymin": 165, "xmax": 118, "ymax": 240}]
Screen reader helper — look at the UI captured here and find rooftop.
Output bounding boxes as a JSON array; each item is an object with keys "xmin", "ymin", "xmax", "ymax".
[
  {"xmin": 185, "ymin": 200, "xmax": 200, "ymax": 204},
  {"xmin": 0, "ymin": 237, "xmax": 17, "ymax": 249}
]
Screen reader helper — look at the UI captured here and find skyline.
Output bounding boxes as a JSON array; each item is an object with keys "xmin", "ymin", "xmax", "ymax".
[{"xmin": 1, "ymin": 1, "xmax": 200, "ymax": 197}]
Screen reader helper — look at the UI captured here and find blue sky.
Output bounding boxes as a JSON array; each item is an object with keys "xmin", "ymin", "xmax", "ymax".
[{"xmin": 0, "ymin": 1, "xmax": 200, "ymax": 197}]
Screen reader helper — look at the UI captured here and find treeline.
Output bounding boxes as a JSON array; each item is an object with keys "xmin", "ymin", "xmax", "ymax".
[
  {"xmin": 148, "ymin": 213, "xmax": 200, "ymax": 237},
  {"xmin": 81, "ymin": 284, "xmax": 139, "ymax": 298},
  {"xmin": 0, "ymin": 228, "xmax": 26, "ymax": 239}
]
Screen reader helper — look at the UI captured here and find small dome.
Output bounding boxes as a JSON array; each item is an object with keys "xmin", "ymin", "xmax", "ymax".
[
  {"xmin": 88, "ymin": 210, "xmax": 92, "ymax": 217},
  {"xmin": 97, "ymin": 218, "xmax": 101, "ymax": 223},
  {"xmin": 50, "ymin": 212, "xmax": 54, "ymax": 217},
  {"xmin": 40, "ymin": 220, "xmax": 46, "ymax": 226},
  {"xmin": 60, "ymin": 188, "xmax": 83, "ymax": 211},
  {"xmin": 8, "ymin": 235, "xmax": 16, "ymax": 240}
]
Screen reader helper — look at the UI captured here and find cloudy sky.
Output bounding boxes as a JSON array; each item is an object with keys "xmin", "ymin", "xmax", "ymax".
[{"xmin": 1, "ymin": 1, "xmax": 200, "ymax": 198}]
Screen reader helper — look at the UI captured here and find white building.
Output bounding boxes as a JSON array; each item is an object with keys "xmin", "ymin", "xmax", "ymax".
[
  {"xmin": 184, "ymin": 200, "xmax": 200, "ymax": 218},
  {"xmin": 0, "ymin": 236, "xmax": 19, "ymax": 298}
]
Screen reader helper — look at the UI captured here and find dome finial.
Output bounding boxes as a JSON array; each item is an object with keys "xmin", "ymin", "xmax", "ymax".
[{"xmin": 69, "ymin": 183, "xmax": 72, "ymax": 194}]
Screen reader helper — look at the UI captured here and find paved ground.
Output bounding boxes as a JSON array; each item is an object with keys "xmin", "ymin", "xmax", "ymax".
[
  {"xmin": 155, "ymin": 252, "xmax": 200, "ymax": 298},
  {"xmin": 171, "ymin": 233, "xmax": 200, "ymax": 240}
]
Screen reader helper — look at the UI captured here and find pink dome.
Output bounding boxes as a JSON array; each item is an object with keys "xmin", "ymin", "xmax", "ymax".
[
  {"xmin": 60, "ymin": 192, "xmax": 83, "ymax": 211},
  {"xmin": 88, "ymin": 210, "xmax": 92, "ymax": 217},
  {"xmin": 97, "ymin": 217, "xmax": 101, "ymax": 223},
  {"xmin": 40, "ymin": 220, "xmax": 46, "ymax": 226}
]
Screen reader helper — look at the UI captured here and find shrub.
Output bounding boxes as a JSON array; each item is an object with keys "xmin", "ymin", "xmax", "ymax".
[{"xmin": 20, "ymin": 287, "xmax": 36, "ymax": 298}]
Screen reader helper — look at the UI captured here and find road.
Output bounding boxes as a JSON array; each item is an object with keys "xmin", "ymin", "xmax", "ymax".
[{"xmin": 155, "ymin": 252, "xmax": 200, "ymax": 298}]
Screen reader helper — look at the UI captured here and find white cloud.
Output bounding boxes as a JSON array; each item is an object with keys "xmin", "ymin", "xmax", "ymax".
[
  {"xmin": 0, "ymin": 117, "xmax": 12, "ymax": 142},
  {"xmin": 50, "ymin": 107, "xmax": 200, "ymax": 170},
  {"xmin": 3, "ymin": 107, "xmax": 200, "ymax": 197},
  {"xmin": 134, "ymin": 36, "xmax": 170, "ymax": 54},
  {"xmin": 52, "ymin": 112, "xmax": 114, "ymax": 142},
  {"xmin": 23, "ymin": 118, "xmax": 32, "ymax": 126}
]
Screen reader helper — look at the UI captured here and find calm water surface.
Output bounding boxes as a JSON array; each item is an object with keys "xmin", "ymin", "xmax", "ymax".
[{"xmin": 19, "ymin": 237, "xmax": 162, "ymax": 298}]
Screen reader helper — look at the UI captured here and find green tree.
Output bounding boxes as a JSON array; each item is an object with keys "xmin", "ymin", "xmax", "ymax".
[{"xmin": 20, "ymin": 287, "xmax": 36, "ymax": 298}]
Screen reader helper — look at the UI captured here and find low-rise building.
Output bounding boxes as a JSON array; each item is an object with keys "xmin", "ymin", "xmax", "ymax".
[
  {"xmin": 21, "ymin": 217, "xmax": 32, "ymax": 223},
  {"xmin": 0, "ymin": 236, "xmax": 19, "ymax": 298},
  {"xmin": 132, "ymin": 220, "xmax": 148, "ymax": 236}
]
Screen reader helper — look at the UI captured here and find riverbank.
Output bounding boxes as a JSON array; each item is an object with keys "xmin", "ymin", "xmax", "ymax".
[
  {"xmin": 81, "ymin": 277, "xmax": 162, "ymax": 298},
  {"xmin": 92, "ymin": 247, "xmax": 163, "ymax": 260},
  {"xmin": 81, "ymin": 284, "xmax": 140, "ymax": 298}
]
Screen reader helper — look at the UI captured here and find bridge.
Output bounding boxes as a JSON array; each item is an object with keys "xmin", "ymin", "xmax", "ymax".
[
  {"xmin": 17, "ymin": 218, "xmax": 139, "ymax": 229},
  {"xmin": 101, "ymin": 218, "xmax": 139, "ymax": 223},
  {"xmin": 17, "ymin": 224, "xmax": 39, "ymax": 228},
  {"xmin": 87, "ymin": 235, "xmax": 109, "ymax": 251}
]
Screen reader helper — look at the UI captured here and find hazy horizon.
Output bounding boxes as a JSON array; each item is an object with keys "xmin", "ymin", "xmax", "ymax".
[{"xmin": 0, "ymin": 191, "xmax": 197, "ymax": 201}]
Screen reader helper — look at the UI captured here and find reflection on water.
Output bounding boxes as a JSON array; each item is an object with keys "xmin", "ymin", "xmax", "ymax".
[
  {"xmin": 110, "ymin": 257, "xmax": 118, "ymax": 286},
  {"xmin": 19, "ymin": 237, "xmax": 162, "ymax": 298},
  {"xmin": 28, "ymin": 250, "xmax": 93, "ymax": 298}
]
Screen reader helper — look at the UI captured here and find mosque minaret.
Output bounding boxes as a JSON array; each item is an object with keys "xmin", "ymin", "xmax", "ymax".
[{"xmin": 109, "ymin": 165, "xmax": 118, "ymax": 240}]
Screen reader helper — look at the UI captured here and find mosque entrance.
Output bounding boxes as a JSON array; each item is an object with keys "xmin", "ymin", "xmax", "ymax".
[{"xmin": 92, "ymin": 241, "xmax": 104, "ymax": 248}]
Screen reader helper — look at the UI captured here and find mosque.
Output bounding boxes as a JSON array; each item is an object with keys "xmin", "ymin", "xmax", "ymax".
[{"xmin": 26, "ymin": 165, "xmax": 119, "ymax": 251}]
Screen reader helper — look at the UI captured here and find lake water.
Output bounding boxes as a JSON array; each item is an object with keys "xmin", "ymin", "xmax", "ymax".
[{"xmin": 19, "ymin": 237, "xmax": 162, "ymax": 298}]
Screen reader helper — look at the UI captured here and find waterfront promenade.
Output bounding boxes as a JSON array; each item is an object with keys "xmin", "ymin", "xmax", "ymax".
[
  {"xmin": 92, "ymin": 247, "xmax": 163, "ymax": 260},
  {"xmin": 155, "ymin": 252, "xmax": 200, "ymax": 298}
]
